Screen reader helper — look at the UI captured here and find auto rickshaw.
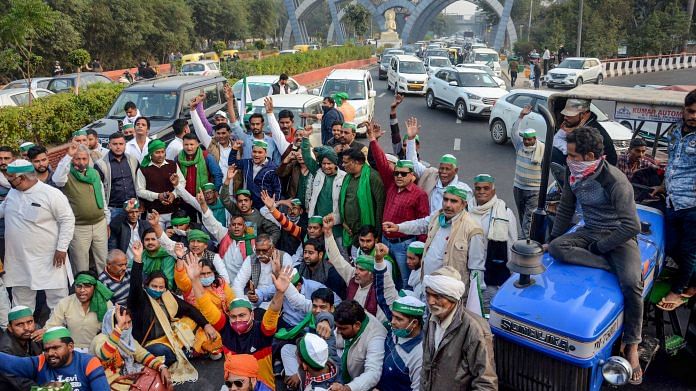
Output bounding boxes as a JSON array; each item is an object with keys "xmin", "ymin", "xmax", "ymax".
[{"xmin": 181, "ymin": 52, "xmax": 204, "ymax": 63}]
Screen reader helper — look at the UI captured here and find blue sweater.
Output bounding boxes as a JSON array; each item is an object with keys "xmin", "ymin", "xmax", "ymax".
[
  {"xmin": 0, "ymin": 351, "xmax": 109, "ymax": 391},
  {"xmin": 228, "ymin": 153, "xmax": 282, "ymax": 210}
]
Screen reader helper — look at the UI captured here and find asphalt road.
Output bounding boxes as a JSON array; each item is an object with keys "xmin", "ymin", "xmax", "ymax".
[{"xmin": 182, "ymin": 67, "xmax": 696, "ymax": 391}]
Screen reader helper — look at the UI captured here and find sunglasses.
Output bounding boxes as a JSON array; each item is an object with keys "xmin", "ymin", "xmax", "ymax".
[
  {"xmin": 393, "ymin": 171, "xmax": 411, "ymax": 177},
  {"xmin": 225, "ymin": 379, "xmax": 246, "ymax": 388}
]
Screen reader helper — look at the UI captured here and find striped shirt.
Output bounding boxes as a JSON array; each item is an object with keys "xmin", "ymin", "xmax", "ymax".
[
  {"xmin": 98, "ymin": 270, "xmax": 131, "ymax": 305},
  {"xmin": 511, "ymin": 119, "xmax": 544, "ymax": 191}
]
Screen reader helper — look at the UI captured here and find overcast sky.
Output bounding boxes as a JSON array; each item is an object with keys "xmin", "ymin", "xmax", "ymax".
[{"xmin": 442, "ymin": 0, "xmax": 479, "ymax": 16}]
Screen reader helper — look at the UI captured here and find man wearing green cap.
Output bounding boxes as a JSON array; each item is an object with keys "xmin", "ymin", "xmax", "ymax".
[
  {"xmin": 0, "ymin": 326, "xmax": 110, "ymax": 390},
  {"xmin": 136, "ymin": 137, "xmax": 185, "ymax": 227},
  {"xmin": 513, "ymin": 106, "xmax": 546, "ymax": 239},
  {"xmin": 53, "ymin": 143, "xmax": 110, "ymax": 273},
  {"xmin": 177, "ymin": 133, "xmax": 222, "ymax": 216},
  {"xmin": 369, "ymin": 123, "xmax": 429, "ymax": 289},
  {"xmin": 229, "ymin": 136, "xmax": 281, "ymax": 210},
  {"xmin": 18, "ymin": 142, "xmax": 35, "ymax": 159},
  {"xmin": 230, "ymin": 112, "xmax": 282, "ymax": 166},
  {"xmin": 43, "ymin": 270, "xmax": 114, "ymax": 351},
  {"xmin": 1, "ymin": 159, "xmax": 75, "ymax": 312},
  {"xmin": 0, "ymin": 306, "xmax": 42, "ymax": 389},
  {"xmin": 404, "ymin": 117, "xmax": 473, "ymax": 212},
  {"xmin": 384, "ymin": 183, "xmax": 485, "ymax": 293},
  {"xmin": 94, "ymin": 132, "xmax": 139, "ymax": 222},
  {"xmin": 71, "ymin": 129, "xmax": 88, "ymax": 147}
]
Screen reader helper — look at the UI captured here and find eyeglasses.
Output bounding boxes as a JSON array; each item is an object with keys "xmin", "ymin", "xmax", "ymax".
[
  {"xmin": 393, "ymin": 171, "xmax": 411, "ymax": 177},
  {"xmin": 225, "ymin": 379, "xmax": 247, "ymax": 388}
]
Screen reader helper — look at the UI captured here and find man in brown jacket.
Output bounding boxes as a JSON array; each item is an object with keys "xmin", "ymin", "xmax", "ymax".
[{"xmin": 421, "ymin": 266, "xmax": 497, "ymax": 390}]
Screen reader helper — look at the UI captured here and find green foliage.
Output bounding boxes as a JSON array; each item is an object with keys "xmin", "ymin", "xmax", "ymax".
[
  {"xmin": 0, "ymin": 83, "xmax": 125, "ymax": 147},
  {"xmin": 212, "ymin": 41, "xmax": 226, "ymax": 56},
  {"xmin": 67, "ymin": 49, "xmax": 91, "ymax": 70},
  {"xmin": 255, "ymin": 40, "xmax": 267, "ymax": 50},
  {"xmin": 342, "ymin": 3, "xmax": 371, "ymax": 40}
]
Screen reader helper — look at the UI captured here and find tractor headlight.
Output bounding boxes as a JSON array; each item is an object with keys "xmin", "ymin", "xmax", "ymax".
[{"xmin": 601, "ymin": 356, "xmax": 632, "ymax": 386}]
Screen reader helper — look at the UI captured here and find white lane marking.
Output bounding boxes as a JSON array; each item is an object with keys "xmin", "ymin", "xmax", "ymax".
[
  {"xmin": 453, "ymin": 138, "xmax": 461, "ymax": 151},
  {"xmin": 378, "ymin": 92, "xmax": 386, "ymax": 98},
  {"xmin": 456, "ymin": 118, "xmax": 462, "ymax": 124}
]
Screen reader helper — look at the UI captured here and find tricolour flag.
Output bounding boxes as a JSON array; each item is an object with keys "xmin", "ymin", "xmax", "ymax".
[{"xmin": 466, "ymin": 271, "xmax": 484, "ymax": 318}]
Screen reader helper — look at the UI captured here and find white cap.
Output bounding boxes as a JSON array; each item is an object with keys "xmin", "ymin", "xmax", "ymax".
[
  {"xmin": 299, "ymin": 333, "xmax": 329, "ymax": 369},
  {"xmin": 385, "ymin": 154, "xmax": 398, "ymax": 164},
  {"xmin": 214, "ymin": 110, "xmax": 228, "ymax": 119}
]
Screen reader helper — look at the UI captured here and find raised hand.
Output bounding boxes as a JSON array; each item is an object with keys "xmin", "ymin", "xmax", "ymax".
[
  {"xmin": 382, "ymin": 221, "xmax": 399, "ymax": 234},
  {"xmin": 232, "ymin": 139, "xmax": 244, "ymax": 150},
  {"xmin": 147, "ymin": 210, "xmax": 160, "ymax": 227},
  {"xmin": 264, "ymin": 96, "xmax": 274, "ymax": 113},
  {"xmin": 131, "ymin": 240, "xmax": 143, "ymax": 263},
  {"xmin": 260, "ymin": 190, "xmax": 276, "ymax": 211},
  {"xmin": 406, "ymin": 116, "xmax": 420, "ymax": 139},
  {"xmin": 183, "ymin": 252, "xmax": 202, "ymax": 280},
  {"xmin": 519, "ymin": 104, "xmax": 532, "ymax": 118},
  {"xmin": 66, "ymin": 142, "xmax": 79, "ymax": 157},
  {"xmin": 114, "ymin": 304, "xmax": 129, "ymax": 330},
  {"xmin": 223, "ymin": 84, "xmax": 234, "ymax": 101},
  {"xmin": 226, "ymin": 165, "xmax": 238, "ymax": 180},
  {"xmin": 390, "ymin": 93, "xmax": 404, "ymax": 110},
  {"xmin": 322, "ymin": 214, "xmax": 335, "ymax": 233},
  {"xmin": 271, "ymin": 265, "xmax": 294, "ymax": 293},
  {"xmin": 174, "ymin": 242, "xmax": 186, "ymax": 259},
  {"xmin": 374, "ymin": 243, "xmax": 389, "ymax": 261}
]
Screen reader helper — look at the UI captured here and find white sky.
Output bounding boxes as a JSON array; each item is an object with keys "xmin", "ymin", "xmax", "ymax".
[{"xmin": 442, "ymin": 1, "xmax": 479, "ymax": 16}]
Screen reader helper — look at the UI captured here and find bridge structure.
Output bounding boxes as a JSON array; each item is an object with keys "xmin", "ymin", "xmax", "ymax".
[{"xmin": 282, "ymin": 0, "xmax": 517, "ymax": 51}]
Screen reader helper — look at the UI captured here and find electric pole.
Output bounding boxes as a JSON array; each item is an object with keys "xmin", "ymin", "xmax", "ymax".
[{"xmin": 576, "ymin": 0, "xmax": 583, "ymax": 56}]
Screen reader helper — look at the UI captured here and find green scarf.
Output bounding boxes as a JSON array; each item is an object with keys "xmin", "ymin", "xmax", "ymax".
[
  {"xmin": 70, "ymin": 166, "xmax": 104, "ymax": 209},
  {"xmin": 231, "ymin": 233, "xmax": 255, "ymax": 257},
  {"xmin": 339, "ymin": 163, "xmax": 375, "ymax": 245},
  {"xmin": 74, "ymin": 273, "xmax": 113, "ymax": 322},
  {"xmin": 275, "ymin": 312, "xmax": 316, "ymax": 340},
  {"xmin": 178, "ymin": 148, "xmax": 209, "ymax": 194},
  {"xmin": 143, "ymin": 247, "xmax": 175, "ymax": 289},
  {"xmin": 209, "ymin": 198, "xmax": 227, "ymax": 226},
  {"xmin": 341, "ymin": 315, "xmax": 370, "ymax": 383}
]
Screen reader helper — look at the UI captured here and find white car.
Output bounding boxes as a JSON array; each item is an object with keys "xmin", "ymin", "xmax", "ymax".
[
  {"xmin": 424, "ymin": 56, "xmax": 452, "ymax": 77},
  {"xmin": 314, "ymin": 69, "xmax": 377, "ymax": 135},
  {"xmin": 2, "ymin": 77, "xmax": 52, "ymax": 90},
  {"xmin": 232, "ymin": 75, "xmax": 307, "ymax": 102},
  {"xmin": 545, "ymin": 57, "xmax": 604, "ymax": 88},
  {"xmin": 425, "ymin": 67, "xmax": 508, "ymax": 120},
  {"xmin": 279, "ymin": 49, "xmax": 299, "ymax": 55},
  {"xmin": 387, "ymin": 55, "xmax": 428, "ymax": 95},
  {"xmin": 456, "ymin": 64, "xmax": 506, "ymax": 89},
  {"xmin": 488, "ymin": 89, "xmax": 632, "ymax": 152},
  {"xmin": 180, "ymin": 60, "xmax": 221, "ymax": 77},
  {"xmin": 0, "ymin": 88, "xmax": 54, "ymax": 107},
  {"xmin": 471, "ymin": 48, "xmax": 501, "ymax": 77},
  {"xmin": 250, "ymin": 94, "xmax": 324, "ymax": 147}
]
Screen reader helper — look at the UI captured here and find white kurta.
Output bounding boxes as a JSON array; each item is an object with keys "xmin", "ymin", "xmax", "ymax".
[
  {"xmin": 0, "ymin": 181, "xmax": 75, "ymax": 290},
  {"xmin": 125, "ymin": 137, "xmax": 150, "ymax": 163}
]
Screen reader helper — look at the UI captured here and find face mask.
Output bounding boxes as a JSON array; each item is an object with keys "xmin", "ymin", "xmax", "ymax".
[
  {"xmin": 523, "ymin": 145, "xmax": 536, "ymax": 153},
  {"xmin": 124, "ymin": 134, "xmax": 134, "ymax": 142},
  {"xmin": 201, "ymin": 276, "xmax": 215, "ymax": 287},
  {"xmin": 393, "ymin": 319, "xmax": 415, "ymax": 338},
  {"xmin": 566, "ymin": 158, "xmax": 599, "ymax": 178},
  {"xmin": 146, "ymin": 287, "xmax": 164, "ymax": 299},
  {"xmin": 230, "ymin": 319, "xmax": 252, "ymax": 334},
  {"xmin": 173, "ymin": 228, "xmax": 187, "ymax": 236}
]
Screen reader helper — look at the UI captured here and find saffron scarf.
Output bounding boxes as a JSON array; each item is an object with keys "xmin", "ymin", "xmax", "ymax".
[
  {"xmin": 70, "ymin": 166, "xmax": 104, "ymax": 209},
  {"xmin": 339, "ymin": 163, "xmax": 375, "ymax": 245},
  {"xmin": 178, "ymin": 148, "xmax": 209, "ymax": 194}
]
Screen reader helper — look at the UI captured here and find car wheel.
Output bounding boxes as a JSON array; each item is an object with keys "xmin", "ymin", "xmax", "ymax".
[
  {"xmin": 456, "ymin": 100, "xmax": 468, "ymax": 120},
  {"xmin": 575, "ymin": 77, "xmax": 583, "ymax": 87},
  {"xmin": 490, "ymin": 119, "xmax": 508, "ymax": 144},
  {"xmin": 426, "ymin": 90, "xmax": 437, "ymax": 109},
  {"xmin": 547, "ymin": 84, "xmax": 554, "ymax": 89},
  {"xmin": 596, "ymin": 74, "xmax": 603, "ymax": 84}
]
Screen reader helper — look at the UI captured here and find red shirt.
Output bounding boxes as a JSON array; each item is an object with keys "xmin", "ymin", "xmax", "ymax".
[{"xmin": 370, "ymin": 140, "xmax": 430, "ymax": 239}]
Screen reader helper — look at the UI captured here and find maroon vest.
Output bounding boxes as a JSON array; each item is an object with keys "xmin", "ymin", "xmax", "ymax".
[
  {"xmin": 346, "ymin": 280, "xmax": 378, "ymax": 317},
  {"xmin": 138, "ymin": 160, "xmax": 179, "ymax": 214}
]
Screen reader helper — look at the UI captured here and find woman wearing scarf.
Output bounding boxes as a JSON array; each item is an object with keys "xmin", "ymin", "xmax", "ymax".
[
  {"xmin": 43, "ymin": 271, "xmax": 114, "ymax": 351},
  {"xmin": 90, "ymin": 304, "xmax": 172, "ymax": 390},
  {"xmin": 127, "ymin": 240, "xmax": 217, "ymax": 385}
]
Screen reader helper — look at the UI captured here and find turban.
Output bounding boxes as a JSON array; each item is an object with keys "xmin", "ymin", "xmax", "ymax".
[
  {"xmin": 19, "ymin": 142, "xmax": 36, "ymax": 152},
  {"xmin": 407, "ymin": 241, "xmax": 425, "ymax": 255},
  {"xmin": 187, "ymin": 229, "xmax": 210, "ymax": 243},
  {"xmin": 423, "ymin": 266, "xmax": 466, "ymax": 302},
  {"xmin": 473, "ymin": 174, "xmax": 495, "ymax": 183},
  {"xmin": 140, "ymin": 139, "xmax": 166, "ymax": 168},
  {"xmin": 332, "ymin": 92, "xmax": 349, "ymax": 107},
  {"xmin": 224, "ymin": 354, "xmax": 259, "ymax": 380},
  {"xmin": 391, "ymin": 295, "xmax": 426, "ymax": 317},
  {"xmin": 299, "ymin": 333, "xmax": 329, "ymax": 369},
  {"xmin": 43, "ymin": 326, "xmax": 71, "ymax": 343},
  {"xmin": 6, "ymin": 159, "xmax": 35, "ymax": 174},
  {"xmin": 8, "ymin": 306, "xmax": 33, "ymax": 322},
  {"xmin": 313, "ymin": 146, "xmax": 338, "ymax": 165},
  {"xmin": 439, "ymin": 154, "xmax": 458, "ymax": 167},
  {"xmin": 355, "ymin": 255, "xmax": 375, "ymax": 273},
  {"xmin": 74, "ymin": 273, "xmax": 114, "ymax": 321}
]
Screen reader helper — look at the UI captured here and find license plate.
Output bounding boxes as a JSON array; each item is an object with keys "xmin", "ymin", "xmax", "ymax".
[{"xmin": 408, "ymin": 84, "xmax": 423, "ymax": 91}]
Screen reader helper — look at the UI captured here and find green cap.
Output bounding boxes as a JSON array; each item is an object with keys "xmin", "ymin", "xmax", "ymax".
[
  {"xmin": 123, "ymin": 198, "xmax": 140, "ymax": 210},
  {"xmin": 148, "ymin": 139, "xmax": 166, "ymax": 153},
  {"xmin": 313, "ymin": 146, "xmax": 338, "ymax": 165},
  {"xmin": 395, "ymin": 160, "xmax": 414, "ymax": 172},
  {"xmin": 187, "ymin": 229, "xmax": 210, "ymax": 243},
  {"xmin": 473, "ymin": 174, "xmax": 495, "ymax": 183},
  {"xmin": 171, "ymin": 216, "xmax": 191, "ymax": 226},
  {"xmin": 236, "ymin": 189, "xmax": 252, "ymax": 197},
  {"xmin": 252, "ymin": 140, "xmax": 268, "ymax": 150},
  {"xmin": 7, "ymin": 306, "xmax": 33, "ymax": 322},
  {"xmin": 201, "ymin": 183, "xmax": 216, "ymax": 191},
  {"xmin": 444, "ymin": 185, "xmax": 468, "ymax": 201},
  {"xmin": 391, "ymin": 296, "xmax": 426, "ymax": 317},
  {"xmin": 519, "ymin": 128, "xmax": 537, "ymax": 138},
  {"xmin": 291, "ymin": 198, "xmax": 302, "ymax": 206},
  {"xmin": 407, "ymin": 241, "xmax": 425, "ymax": 255},
  {"xmin": 72, "ymin": 130, "xmax": 87, "ymax": 137},
  {"xmin": 122, "ymin": 123, "xmax": 134, "ymax": 130},
  {"xmin": 19, "ymin": 142, "xmax": 36, "ymax": 152},
  {"xmin": 6, "ymin": 159, "xmax": 35, "ymax": 174},
  {"xmin": 43, "ymin": 326, "xmax": 71, "ymax": 343},
  {"xmin": 229, "ymin": 298, "xmax": 253, "ymax": 311},
  {"xmin": 308, "ymin": 216, "xmax": 324, "ymax": 225},
  {"xmin": 439, "ymin": 154, "xmax": 458, "ymax": 167},
  {"xmin": 355, "ymin": 255, "xmax": 375, "ymax": 273},
  {"xmin": 342, "ymin": 122, "xmax": 357, "ymax": 131}
]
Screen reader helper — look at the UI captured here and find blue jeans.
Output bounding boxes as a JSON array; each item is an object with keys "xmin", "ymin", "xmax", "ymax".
[
  {"xmin": 383, "ymin": 235, "xmax": 415, "ymax": 290},
  {"xmin": 665, "ymin": 206, "xmax": 696, "ymax": 293},
  {"xmin": 109, "ymin": 207, "xmax": 126, "ymax": 222},
  {"xmin": 146, "ymin": 343, "xmax": 176, "ymax": 366}
]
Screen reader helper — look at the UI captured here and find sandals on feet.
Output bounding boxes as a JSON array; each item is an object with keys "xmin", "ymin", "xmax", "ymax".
[
  {"xmin": 656, "ymin": 297, "xmax": 688, "ymax": 311},
  {"xmin": 628, "ymin": 366, "xmax": 643, "ymax": 385}
]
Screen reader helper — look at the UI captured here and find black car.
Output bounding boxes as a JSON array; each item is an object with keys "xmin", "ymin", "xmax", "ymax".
[
  {"xmin": 47, "ymin": 72, "xmax": 113, "ymax": 93},
  {"xmin": 82, "ymin": 75, "xmax": 229, "ymax": 146}
]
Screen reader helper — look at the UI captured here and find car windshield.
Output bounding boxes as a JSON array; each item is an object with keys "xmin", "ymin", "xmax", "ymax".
[
  {"xmin": 399, "ymin": 61, "xmax": 426, "ymax": 74},
  {"xmin": 181, "ymin": 63, "xmax": 205, "ymax": 72},
  {"xmin": 426, "ymin": 50, "xmax": 449, "ymax": 58},
  {"xmin": 320, "ymin": 79, "xmax": 366, "ymax": 100},
  {"xmin": 430, "ymin": 58, "xmax": 451, "ymax": 67},
  {"xmin": 557, "ymin": 59, "xmax": 584, "ymax": 69},
  {"xmin": 457, "ymin": 73, "xmax": 499, "ymax": 87},
  {"xmin": 108, "ymin": 91, "xmax": 179, "ymax": 119},
  {"xmin": 233, "ymin": 81, "xmax": 273, "ymax": 101},
  {"xmin": 381, "ymin": 55, "xmax": 393, "ymax": 63},
  {"xmin": 5, "ymin": 81, "xmax": 27, "ymax": 89},
  {"xmin": 474, "ymin": 53, "xmax": 499, "ymax": 63}
]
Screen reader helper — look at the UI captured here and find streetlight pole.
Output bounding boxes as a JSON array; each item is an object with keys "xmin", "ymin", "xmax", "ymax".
[
  {"xmin": 576, "ymin": 0, "xmax": 583, "ymax": 56},
  {"xmin": 527, "ymin": 0, "xmax": 533, "ymax": 41}
]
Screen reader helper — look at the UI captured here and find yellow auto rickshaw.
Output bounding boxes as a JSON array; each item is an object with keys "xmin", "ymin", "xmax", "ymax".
[
  {"xmin": 203, "ymin": 52, "xmax": 220, "ymax": 62},
  {"xmin": 182, "ymin": 52, "xmax": 204, "ymax": 63},
  {"xmin": 293, "ymin": 44, "xmax": 310, "ymax": 53}
]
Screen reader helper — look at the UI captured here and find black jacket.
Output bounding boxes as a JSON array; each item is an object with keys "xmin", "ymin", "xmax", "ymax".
[
  {"xmin": 0, "ymin": 332, "xmax": 42, "ymax": 390},
  {"xmin": 320, "ymin": 107, "xmax": 344, "ymax": 145},
  {"xmin": 108, "ymin": 217, "xmax": 152, "ymax": 254},
  {"xmin": 551, "ymin": 112, "xmax": 618, "ymax": 167},
  {"xmin": 271, "ymin": 82, "xmax": 289, "ymax": 95}
]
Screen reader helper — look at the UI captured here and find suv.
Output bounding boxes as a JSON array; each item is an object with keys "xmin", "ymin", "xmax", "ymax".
[
  {"xmin": 47, "ymin": 72, "xmax": 112, "ymax": 93},
  {"xmin": 387, "ymin": 55, "xmax": 428, "ymax": 95},
  {"xmin": 82, "ymin": 75, "xmax": 229, "ymax": 146},
  {"xmin": 471, "ymin": 48, "xmax": 501, "ymax": 77},
  {"xmin": 546, "ymin": 57, "xmax": 604, "ymax": 88},
  {"xmin": 314, "ymin": 69, "xmax": 376, "ymax": 134},
  {"xmin": 426, "ymin": 67, "xmax": 508, "ymax": 120}
]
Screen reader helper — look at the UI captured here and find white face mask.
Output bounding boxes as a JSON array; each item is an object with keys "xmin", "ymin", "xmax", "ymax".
[{"xmin": 173, "ymin": 228, "xmax": 187, "ymax": 236}]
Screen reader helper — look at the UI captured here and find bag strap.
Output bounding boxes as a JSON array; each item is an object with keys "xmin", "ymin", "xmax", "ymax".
[{"xmin": 141, "ymin": 317, "xmax": 157, "ymax": 346}]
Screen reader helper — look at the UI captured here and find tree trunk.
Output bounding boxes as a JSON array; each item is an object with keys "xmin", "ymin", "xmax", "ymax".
[{"xmin": 685, "ymin": 0, "xmax": 695, "ymax": 52}]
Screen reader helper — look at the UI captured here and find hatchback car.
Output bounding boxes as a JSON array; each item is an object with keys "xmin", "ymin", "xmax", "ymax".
[
  {"xmin": 2, "ymin": 77, "xmax": 52, "ymax": 90},
  {"xmin": 546, "ymin": 57, "xmax": 604, "ymax": 88},
  {"xmin": 387, "ymin": 55, "xmax": 428, "ymax": 95},
  {"xmin": 424, "ymin": 56, "xmax": 453, "ymax": 77},
  {"xmin": 47, "ymin": 72, "xmax": 112, "ymax": 93},
  {"xmin": 0, "ymin": 88, "xmax": 54, "ymax": 107},
  {"xmin": 426, "ymin": 67, "xmax": 508, "ymax": 120},
  {"xmin": 180, "ymin": 60, "xmax": 221, "ymax": 77}
]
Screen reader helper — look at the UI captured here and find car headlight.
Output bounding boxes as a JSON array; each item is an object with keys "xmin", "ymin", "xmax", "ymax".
[
  {"xmin": 601, "ymin": 356, "xmax": 632, "ymax": 386},
  {"xmin": 399, "ymin": 77, "xmax": 407, "ymax": 83},
  {"xmin": 467, "ymin": 93, "xmax": 482, "ymax": 100}
]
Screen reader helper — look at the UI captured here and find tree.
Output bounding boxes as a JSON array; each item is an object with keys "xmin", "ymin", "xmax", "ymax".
[
  {"xmin": 68, "ymin": 48, "xmax": 90, "ymax": 95},
  {"xmin": 342, "ymin": 3, "xmax": 371, "ymax": 40},
  {"xmin": 248, "ymin": 0, "xmax": 278, "ymax": 40},
  {"xmin": 212, "ymin": 41, "xmax": 226, "ymax": 57}
]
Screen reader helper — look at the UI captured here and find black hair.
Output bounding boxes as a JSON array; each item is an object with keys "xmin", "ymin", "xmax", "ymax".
[
  {"xmin": 344, "ymin": 147, "xmax": 366, "ymax": 164},
  {"xmin": 279, "ymin": 73, "xmax": 289, "ymax": 81},
  {"xmin": 27, "ymin": 145, "xmax": 48, "ymax": 160},
  {"xmin": 199, "ymin": 258, "xmax": 222, "ymax": 288},
  {"xmin": 249, "ymin": 113, "xmax": 264, "ymax": 123},
  {"xmin": 331, "ymin": 120, "xmax": 343, "ymax": 128},
  {"xmin": 566, "ymin": 126, "xmax": 604, "ymax": 158},
  {"xmin": 86, "ymin": 129, "xmax": 98, "ymax": 137},
  {"xmin": 172, "ymin": 209, "xmax": 188, "ymax": 219},
  {"xmin": 229, "ymin": 214, "xmax": 245, "ymax": 222},
  {"xmin": 135, "ymin": 116, "xmax": 150, "ymax": 130},
  {"xmin": 142, "ymin": 227, "xmax": 158, "ymax": 239},
  {"xmin": 629, "ymin": 138, "xmax": 647, "ymax": 149},
  {"xmin": 58, "ymin": 337, "xmax": 74, "ymax": 345},
  {"xmin": 304, "ymin": 238, "xmax": 325, "ymax": 254},
  {"xmin": 173, "ymin": 119, "xmax": 188, "ymax": 137},
  {"xmin": 357, "ymin": 225, "xmax": 376, "ymax": 238},
  {"xmin": 182, "ymin": 133, "xmax": 199, "ymax": 142},
  {"xmin": 334, "ymin": 300, "xmax": 366, "ymax": 325},
  {"xmin": 109, "ymin": 132, "xmax": 125, "ymax": 141},
  {"xmin": 124, "ymin": 101, "xmax": 136, "ymax": 111},
  {"xmin": 278, "ymin": 109, "xmax": 294, "ymax": 120},
  {"xmin": 0, "ymin": 146, "xmax": 13, "ymax": 153},
  {"xmin": 214, "ymin": 123, "xmax": 231, "ymax": 132},
  {"xmin": 311, "ymin": 287, "xmax": 335, "ymax": 306},
  {"xmin": 145, "ymin": 270, "xmax": 169, "ymax": 289},
  {"xmin": 686, "ymin": 88, "xmax": 696, "ymax": 107},
  {"xmin": 323, "ymin": 96, "xmax": 335, "ymax": 105}
]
